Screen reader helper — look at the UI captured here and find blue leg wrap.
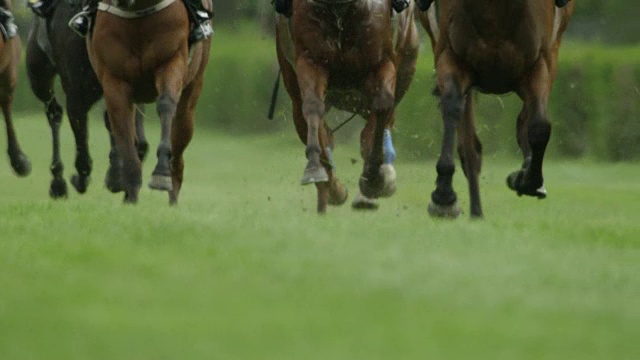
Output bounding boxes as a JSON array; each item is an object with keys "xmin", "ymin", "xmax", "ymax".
[
  {"xmin": 383, "ymin": 129, "xmax": 396, "ymax": 164},
  {"xmin": 325, "ymin": 146, "xmax": 336, "ymax": 169}
]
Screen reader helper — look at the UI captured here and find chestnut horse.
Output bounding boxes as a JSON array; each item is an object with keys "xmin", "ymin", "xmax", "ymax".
[
  {"xmin": 418, "ymin": 0, "xmax": 575, "ymax": 218},
  {"xmin": 26, "ymin": 1, "xmax": 148, "ymax": 199},
  {"xmin": 276, "ymin": 0, "xmax": 419, "ymax": 213},
  {"xmin": 1, "ymin": 0, "xmax": 30, "ymax": 177},
  {"xmin": 88, "ymin": 0, "xmax": 211, "ymax": 204}
]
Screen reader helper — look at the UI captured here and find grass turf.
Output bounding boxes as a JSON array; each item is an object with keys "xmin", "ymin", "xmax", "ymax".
[{"xmin": 0, "ymin": 113, "xmax": 638, "ymax": 359}]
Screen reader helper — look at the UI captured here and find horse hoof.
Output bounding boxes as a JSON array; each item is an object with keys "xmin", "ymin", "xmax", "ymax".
[
  {"xmin": 71, "ymin": 174, "xmax": 91, "ymax": 194},
  {"xmin": 300, "ymin": 166, "xmax": 329, "ymax": 185},
  {"xmin": 49, "ymin": 178, "xmax": 68, "ymax": 199},
  {"xmin": 351, "ymin": 192, "xmax": 379, "ymax": 210},
  {"xmin": 105, "ymin": 166, "xmax": 123, "ymax": 193},
  {"xmin": 10, "ymin": 153, "xmax": 32, "ymax": 177},
  {"xmin": 379, "ymin": 164, "xmax": 397, "ymax": 198},
  {"xmin": 506, "ymin": 170, "xmax": 547, "ymax": 199},
  {"xmin": 328, "ymin": 179, "xmax": 349, "ymax": 206},
  {"xmin": 428, "ymin": 201, "xmax": 461, "ymax": 219},
  {"xmin": 149, "ymin": 174, "xmax": 173, "ymax": 191}
]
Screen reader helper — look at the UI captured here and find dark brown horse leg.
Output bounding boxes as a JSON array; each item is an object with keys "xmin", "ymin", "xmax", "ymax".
[
  {"xmin": 67, "ymin": 101, "xmax": 93, "ymax": 194},
  {"xmin": 134, "ymin": 106, "xmax": 149, "ymax": 162},
  {"xmin": 103, "ymin": 109, "xmax": 123, "ymax": 193},
  {"xmin": 359, "ymin": 60, "xmax": 396, "ymax": 199},
  {"xmin": 45, "ymin": 97, "xmax": 67, "ymax": 198},
  {"xmin": 1, "ymin": 98, "xmax": 31, "ymax": 177},
  {"xmin": 457, "ymin": 99, "xmax": 483, "ymax": 218},
  {"xmin": 352, "ymin": 116, "xmax": 380, "ymax": 210},
  {"xmin": 103, "ymin": 78, "xmax": 140, "ymax": 203},
  {"xmin": 508, "ymin": 58, "xmax": 551, "ymax": 199},
  {"xmin": 428, "ymin": 50, "xmax": 471, "ymax": 218}
]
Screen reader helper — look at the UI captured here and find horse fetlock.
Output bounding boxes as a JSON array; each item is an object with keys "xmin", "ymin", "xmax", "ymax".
[
  {"xmin": 359, "ymin": 170, "xmax": 385, "ymax": 199},
  {"xmin": 328, "ymin": 178, "xmax": 348, "ymax": 206}
]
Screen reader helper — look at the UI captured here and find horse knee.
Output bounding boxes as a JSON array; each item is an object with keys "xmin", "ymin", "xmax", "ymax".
[
  {"xmin": 373, "ymin": 88, "xmax": 394, "ymax": 113},
  {"xmin": 302, "ymin": 96, "xmax": 324, "ymax": 122},
  {"xmin": 157, "ymin": 93, "xmax": 178, "ymax": 116}
]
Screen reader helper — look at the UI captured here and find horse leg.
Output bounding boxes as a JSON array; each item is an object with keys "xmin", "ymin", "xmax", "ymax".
[
  {"xmin": 134, "ymin": 106, "xmax": 149, "ymax": 162},
  {"xmin": 428, "ymin": 50, "xmax": 471, "ymax": 218},
  {"xmin": 26, "ymin": 36, "xmax": 66, "ymax": 196},
  {"xmin": 359, "ymin": 60, "xmax": 397, "ymax": 200},
  {"xmin": 45, "ymin": 98, "xmax": 67, "ymax": 199},
  {"xmin": 103, "ymin": 78, "xmax": 140, "ymax": 203},
  {"xmin": 103, "ymin": 109, "xmax": 123, "ymax": 193},
  {"xmin": 457, "ymin": 99, "xmax": 483, "ymax": 218},
  {"xmin": 295, "ymin": 57, "xmax": 332, "ymax": 213},
  {"xmin": 507, "ymin": 58, "xmax": 552, "ymax": 199},
  {"xmin": 167, "ymin": 78, "xmax": 202, "ymax": 205},
  {"xmin": 1, "ymin": 98, "xmax": 30, "ymax": 177},
  {"xmin": 149, "ymin": 66, "xmax": 184, "ymax": 192},
  {"xmin": 66, "ymin": 100, "xmax": 92, "ymax": 194}
]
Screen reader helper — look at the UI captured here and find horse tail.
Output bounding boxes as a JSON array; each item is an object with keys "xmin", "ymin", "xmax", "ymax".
[{"xmin": 267, "ymin": 69, "xmax": 281, "ymax": 120}]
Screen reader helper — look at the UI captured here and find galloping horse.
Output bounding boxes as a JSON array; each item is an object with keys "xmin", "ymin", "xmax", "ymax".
[
  {"xmin": 88, "ymin": 0, "xmax": 212, "ymax": 204},
  {"xmin": 418, "ymin": 0, "xmax": 575, "ymax": 218},
  {"xmin": 0, "ymin": 0, "xmax": 30, "ymax": 177},
  {"xmin": 276, "ymin": 0, "xmax": 419, "ymax": 213},
  {"xmin": 26, "ymin": 1, "xmax": 148, "ymax": 198}
]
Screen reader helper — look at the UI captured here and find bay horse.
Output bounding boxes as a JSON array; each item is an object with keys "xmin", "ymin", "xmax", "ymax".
[
  {"xmin": 276, "ymin": 0, "xmax": 419, "ymax": 213},
  {"xmin": 1, "ymin": 0, "xmax": 30, "ymax": 177},
  {"xmin": 417, "ymin": 0, "xmax": 575, "ymax": 218},
  {"xmin": 88, "ymin": 0, "xmax": 212, "ymax": 204},
  {"xmin": 26, "ymin": 1, "xmax": 148, "ymax": 198}
]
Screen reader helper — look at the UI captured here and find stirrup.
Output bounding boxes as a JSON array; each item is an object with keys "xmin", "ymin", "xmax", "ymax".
[
  {"xmin": 68, "ymin": 11, "xmax": 91, "ymax": 38},
  {"xmin": 555, "ymin": 0, "xmax": 570, "ymax": 7}
]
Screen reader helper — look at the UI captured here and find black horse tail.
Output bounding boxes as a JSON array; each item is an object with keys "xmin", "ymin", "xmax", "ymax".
[{"xmin": 267, "ymin": 69, "xmax": 281, "ymax": 120}]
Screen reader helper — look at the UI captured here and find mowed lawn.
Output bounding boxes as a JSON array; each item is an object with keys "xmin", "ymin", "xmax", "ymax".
[{"xmin": 0, "ymin": 113, "xmax": 638, "ymax": 360}]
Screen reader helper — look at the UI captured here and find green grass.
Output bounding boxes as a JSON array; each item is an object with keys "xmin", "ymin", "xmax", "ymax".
[{"xmin": 0, "ymin": 113, "xmax": 638, "ymax": 359}]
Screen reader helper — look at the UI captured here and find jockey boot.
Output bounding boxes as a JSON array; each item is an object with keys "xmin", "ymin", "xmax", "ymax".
[
  {"xmin": 417, "ymin": 0, "xmax": 433, "ymax": 12},
  {"xmin": 0, "ymin": 7, "xmax": 17, "ymax": 40},
  {"xmin": 69, "ymin": 0, "xmax": 98, "ymax": 38},
  {"xmin": 184, "ymin": 0, "xmax": 213, "ymax": 44},
  {"xmin": 27, "ymin": 0, "xmax": 57, "ymax": 18},
  {"xmin": 272, "ymin": 0, "xmax": 292, "ymax": 17},
  {"xmin": 391, "ymin": 0, "xmax": 409, "ymax": 13}
]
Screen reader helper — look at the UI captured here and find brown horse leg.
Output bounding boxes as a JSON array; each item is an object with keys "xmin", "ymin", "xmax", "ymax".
[
  {"xmin": 1, "ymin": 98, "xmax": 31, "ymax": 177},
  {"xmin": 66, "ymin": 100, "xmax": 93, "ymax": 194},
  {"xmin": 352, "ymin": 116, "xmax": 379, "ymax": 210},
  {"xmin": 167, "ymin": 78, "xmax": 202, "ymax": 205},
  {"xmin": 508, "ymin": 58, "xmax": 551, "ymax": 199},
  {"xmin": 359, "ymin": 60, "xmax": 396, "ymax": 199},
  {"xmin": 457, "ymin": 98, "xmax": 483, "ymax": 218},
  {"xmin": 428, "ymin": 50, "xmax": 471, "ymax": 218},
  {"xmin": 103, "ymin": 109, "xmax": 123, "ymax": 193},
  {"xmin": 103, "ymin": 78, "xmax": 140, "ymax": 203},
  {"xmin": 134, "ymin": 106, "xmax": 149, "ymax": 162},
  {"xmin": 290, "ymin": 92, "xmax": 345, "ymax": 213},
  {"xmin": 296, "ymin": 57, "xmax": 329, "ymax": 188},
  {"xmin": 149, "ymin": 68, "xmax": 183, "ymax": 192}
]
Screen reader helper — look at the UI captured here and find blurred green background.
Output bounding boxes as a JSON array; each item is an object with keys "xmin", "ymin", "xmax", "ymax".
[{"xmin": 9, "ymin": 0, "xmax": 640, "ymax": 162}]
